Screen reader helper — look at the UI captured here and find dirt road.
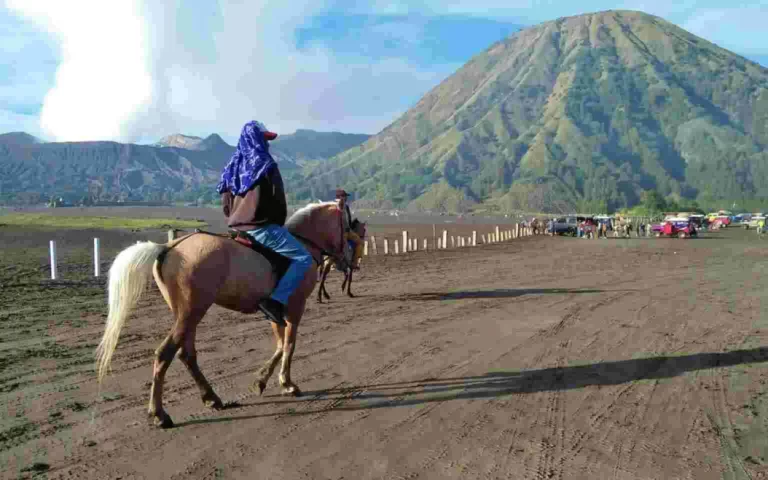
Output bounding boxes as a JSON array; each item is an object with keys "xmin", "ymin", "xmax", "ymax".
[{"xmin": 2, "ymin": 227, "xmax": 768, "ymax": 479}]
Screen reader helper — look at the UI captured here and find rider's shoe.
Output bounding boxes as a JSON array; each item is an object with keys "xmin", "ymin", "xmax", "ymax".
[{"xmin": 259, "ymin": 298, "xmax": 286, "ymax": 326}]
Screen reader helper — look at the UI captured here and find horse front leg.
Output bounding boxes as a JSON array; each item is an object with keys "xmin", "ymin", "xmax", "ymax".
[
  {"xmin": 278, "ymin": 320, "xmax": 301, "ymax": 396},
  {"xmin": 346, "ymin": 269, "xmax": 354, "ymax": 298},
  {"xmin": 251, "ymin": 322, "xmax": 284, "ymax": 395}
]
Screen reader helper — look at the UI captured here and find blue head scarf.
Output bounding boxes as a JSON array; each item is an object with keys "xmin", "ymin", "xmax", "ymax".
[{"xmin": 216, "ymin": 120, "xmax": 277, "ymax": 196}]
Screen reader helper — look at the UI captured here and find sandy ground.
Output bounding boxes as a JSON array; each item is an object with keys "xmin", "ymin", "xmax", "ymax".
[{"xmin": 2, "ymin": 223, "xmax": 768, "ymax": 479}]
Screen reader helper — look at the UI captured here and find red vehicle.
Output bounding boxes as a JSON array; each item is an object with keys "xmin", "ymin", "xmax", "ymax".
[{"xmin": 655, "ymin": 217, "xmax": 697, "ymax": 238}]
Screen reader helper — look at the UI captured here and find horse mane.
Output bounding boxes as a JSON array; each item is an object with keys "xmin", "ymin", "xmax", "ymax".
[{"xmin": 285, "ymin": 200, "xmax": 339, "ymax": 232}]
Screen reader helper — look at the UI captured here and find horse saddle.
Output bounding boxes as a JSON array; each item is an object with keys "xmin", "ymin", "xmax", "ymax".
[{"xmin": 195, "ymin": 228, "xmax": 292, "ymax": 282}]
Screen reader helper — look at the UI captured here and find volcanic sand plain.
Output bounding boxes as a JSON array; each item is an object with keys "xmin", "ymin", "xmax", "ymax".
[{"xmin": 2, "ymin": 209, "xmax": 768, "ymax": 479}]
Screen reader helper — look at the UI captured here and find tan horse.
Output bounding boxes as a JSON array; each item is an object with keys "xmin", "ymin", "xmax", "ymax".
[
  {"xmin": 317, "ymin": 220, "xmax": 367, "ymax": 303},
  {"xmin": 94, "ymin": 201, "xmax": 345, "ymax": 429}
]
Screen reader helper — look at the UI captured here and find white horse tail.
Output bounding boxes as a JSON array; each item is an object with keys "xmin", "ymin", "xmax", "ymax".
[{"xmin": 95, "ymin": 241, "xmax": 168, "ymax": 383}]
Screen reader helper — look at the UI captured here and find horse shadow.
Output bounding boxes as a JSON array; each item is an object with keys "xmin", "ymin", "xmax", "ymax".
[
  {"xmin": 179, "ymin": 347, "xmax": 768, "ymax": 427},
  {"xmin": 393, "ymin": 288, "xmax": 625, "ymax": 301}
]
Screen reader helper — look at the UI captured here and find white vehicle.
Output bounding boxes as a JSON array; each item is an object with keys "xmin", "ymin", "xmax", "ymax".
[{"xmin": 745, "ymin": 214, "xmax": 765, "ymax": 230}]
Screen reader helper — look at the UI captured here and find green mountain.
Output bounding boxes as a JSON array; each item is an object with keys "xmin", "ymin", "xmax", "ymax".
[
  {"xmin": 0, "ymin": 130, "xmax": 369, "ymax": 206},
  {"xmin": 293, "ymin": 10, "xmax": 768, "ymax": 213}
]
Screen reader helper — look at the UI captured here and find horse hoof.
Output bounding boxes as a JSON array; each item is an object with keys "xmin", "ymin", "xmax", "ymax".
[
  {"xmin": 203, "ymin": 393, "xmax": 224, "ymax": 410},
  {"xmin": 281, "ymin": 385, "xmax": 302, "ymax": 397},
  {"xmin": 249, "ymin": 381, "xmax": 267, "ymax": 396},
  {"xmin": 149, "ymin": 412, "xmax": 174, "ymax": 429}
]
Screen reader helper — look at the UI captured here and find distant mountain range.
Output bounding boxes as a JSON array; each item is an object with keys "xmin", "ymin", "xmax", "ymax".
[
  {"xmin": 2, "ymin": 9, "xmax": 767, "ymax": 213},
  {"xmin": 290, "ymin": 10, "xmax": 768, "ymax": 213},
  {"xmin": 0, "ymin": 130, "xmax": 370, "ymax": 205}
]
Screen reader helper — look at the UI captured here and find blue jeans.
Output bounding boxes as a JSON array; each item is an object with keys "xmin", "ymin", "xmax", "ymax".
[{"xmin": 246, "ymin": 225, "xmax": 313, "ymax": 305}]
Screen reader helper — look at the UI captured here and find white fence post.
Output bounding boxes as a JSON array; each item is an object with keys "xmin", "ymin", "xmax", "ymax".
[
  {"xmin": 384, "ymin": 238, "xmax": 389, "ymax": 255},
  {"xmin": 49, "ymin": 240, "xmax": 57, "ymax": 280},
  {"xmin": 442, "ymin": 230, "xmax": 447, "ymax": 249},
  {"xmin": 472, "ymin": 231, "xmax": 477, "ymax": 246},
  {"xmin": 363, "ymin": 240, "xmax": 368, "ymax": 256},
  {"xmin": 394, "ymin": 240, "xmax": 400, "ymax": 254},
  {"xmin": 402, "ymin": 231, "xmax": 408, "ymax": 253},
  {"xmin": 423, "ymin": 238, "xmax": 427, "ymax": 250},
  {"xmin": 94, "ymin": 238, "xmax": 100, "ymax": 277}
]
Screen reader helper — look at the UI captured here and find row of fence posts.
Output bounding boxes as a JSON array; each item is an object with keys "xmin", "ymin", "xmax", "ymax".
[
  {"xmin": 360, "ymin": 223, "xmax": 535, "ymax": 259},
  {"xmin": 47, "ymin": 226, "xmax": 536, "ymax": 280},
  {"xmin": 47, "ymin": 229, "xmax": 176, "ymax": 280}
]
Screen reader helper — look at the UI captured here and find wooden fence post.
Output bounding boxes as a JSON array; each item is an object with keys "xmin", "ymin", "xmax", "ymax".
[
  {"xmin": 49, "ymin": 240, "xmax": 57, "ymax": 280},
  {"xmin": 94, "ymin": 238, "xmax": 100, "ymax": 277}
]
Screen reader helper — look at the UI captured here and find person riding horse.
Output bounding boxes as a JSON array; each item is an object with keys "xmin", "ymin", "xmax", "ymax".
[
  {"xmin": 216, "ymin": 120, "xmax": 313, "ymax": 326},
  {"xmin": 335, "ymin": 189, "xmax": 362, "ymax": 270}
]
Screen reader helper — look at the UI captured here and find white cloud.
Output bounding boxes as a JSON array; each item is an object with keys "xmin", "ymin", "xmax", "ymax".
[
  {"xmin": 5, "ymin": 0, "xmax": 154, "ymax": 142},
  {"xmin": 3, "ymin": 0, "xmax": 456, "ymax": 143},
  {"xmin": 3, "ymin": 0, "xmax": 765, "ymax": 144}
]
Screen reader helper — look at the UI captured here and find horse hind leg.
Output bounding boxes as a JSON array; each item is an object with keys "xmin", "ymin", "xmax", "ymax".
[
  {"xmin": 250, "ymin": 322, "xmax": 284, "ymax": 395},
  {"xmin": 148, "ymin": 332, "xmax": 181, "ymax": 429},
  {"xmin": 178, "ymin": 319, "xmax": 223, "ymax": 410}
]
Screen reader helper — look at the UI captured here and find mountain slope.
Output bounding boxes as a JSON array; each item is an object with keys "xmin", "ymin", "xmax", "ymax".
[
  {"xmin": 270, "ymin": 129, "xmax": 371, "ymax": 163},
  {"xmin": 295, "ymin": 10, "xmax": 768, "ymax": 212}
]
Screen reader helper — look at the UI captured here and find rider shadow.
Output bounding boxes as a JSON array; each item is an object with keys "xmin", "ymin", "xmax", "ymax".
[{"xmin": 179, "ymin": 347, "xmax": 768, "ymax": 427}]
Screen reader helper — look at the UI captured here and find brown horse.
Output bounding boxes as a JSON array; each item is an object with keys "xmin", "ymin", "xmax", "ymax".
[
  {"xmin": 317, "ymin": 219, "xmax": 366, "ymax": 303},
  {"xmin": 95, "ymin": 201, "xmax": 345, "ymax": 429}
]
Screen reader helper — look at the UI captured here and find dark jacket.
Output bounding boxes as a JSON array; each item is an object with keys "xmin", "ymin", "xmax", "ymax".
[
  {"xmin": 221, "ymin": 165, "xmax": 287, "ymax": 230},
  {"xmin": 342, "ymin": 203, "xmax": 353, "ymax": 232}
]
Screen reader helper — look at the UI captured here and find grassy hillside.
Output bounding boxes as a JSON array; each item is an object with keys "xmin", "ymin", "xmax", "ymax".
[{"xmin": 290, "ymin": 10, "xmax": 768, "ymax": 213}]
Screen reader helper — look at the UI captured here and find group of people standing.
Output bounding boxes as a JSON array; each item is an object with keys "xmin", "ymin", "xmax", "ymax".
[{"xmin": 215, "ymin": 120, "xmax": 362, "ymax": 325}]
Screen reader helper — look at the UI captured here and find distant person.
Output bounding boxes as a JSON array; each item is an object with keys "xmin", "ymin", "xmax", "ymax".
[
  {"xmin": 336, "ymin": 189, "xmax": 362, "ymax": 270},
  {"xmin": 216, "ymin": 120, "xmax": 313, "ymax": 326}
]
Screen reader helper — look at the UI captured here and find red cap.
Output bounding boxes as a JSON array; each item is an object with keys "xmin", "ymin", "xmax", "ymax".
[{"xmin": 254, "ymin": 120, "xmax": 278, "ymax": 141}]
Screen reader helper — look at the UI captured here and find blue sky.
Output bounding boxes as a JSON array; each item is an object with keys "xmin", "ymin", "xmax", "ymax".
[{"xmin": 0, "ymin": 0, "xmax": 766, "ymax": 144}]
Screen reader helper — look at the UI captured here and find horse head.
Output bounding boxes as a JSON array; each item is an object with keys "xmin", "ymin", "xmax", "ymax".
[
  {"xmin": 286, "ymin": 201, "xmax": 346, "ymax": 262},
  {"xmin": 351, "ymin": 218, "xmax": 367, "ymax": 238}
]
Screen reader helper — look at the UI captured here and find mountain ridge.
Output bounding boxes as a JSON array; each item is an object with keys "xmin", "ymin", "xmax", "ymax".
[{"xmin": 0, "ymin": 129, "xmax": 370, "ymax": 205}]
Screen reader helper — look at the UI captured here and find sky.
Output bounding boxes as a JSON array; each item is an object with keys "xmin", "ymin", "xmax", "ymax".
[{"xmin": 0, "ymin": 0, "xmax": 766, "ymax": 145}]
